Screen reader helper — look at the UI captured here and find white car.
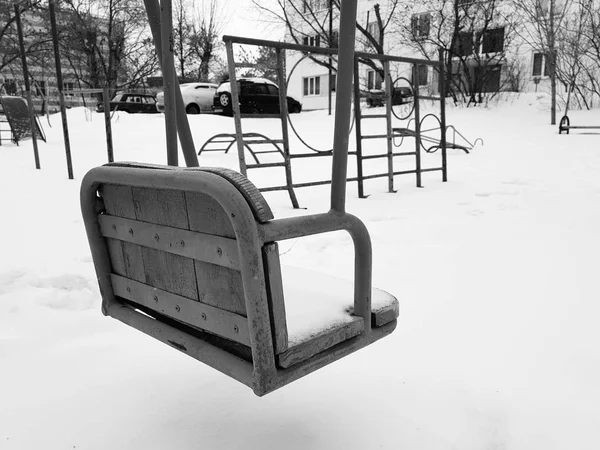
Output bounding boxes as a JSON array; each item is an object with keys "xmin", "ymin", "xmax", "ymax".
[{"xmin": 156, "ymin": 82, "xmax": 218, "ymax": 114}]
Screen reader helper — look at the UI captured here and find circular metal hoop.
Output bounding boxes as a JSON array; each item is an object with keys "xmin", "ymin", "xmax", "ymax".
[
  {"xmin": 419, "ymin": 113, "xmax": 443, "ymax": 153},
  {"xmin": 285, "ymin": 54, "xmax": 355, "ymax": 154},
  {"xmin": 390, "ymin": 76, "xmax": 415, "ymax": 121}
]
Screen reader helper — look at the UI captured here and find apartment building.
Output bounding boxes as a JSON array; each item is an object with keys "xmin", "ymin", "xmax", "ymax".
[
  {"xmin": 0, "ymin": 2, "xmax": 110, "ymax": 113},
  {"xmin": 285, "ymin": 0, "xmax": 579, "ymax": 110}
]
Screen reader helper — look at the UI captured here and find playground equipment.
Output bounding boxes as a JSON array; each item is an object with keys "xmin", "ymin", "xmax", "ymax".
[
  {"xmin": 558, "ymin": 84, "xmax": 600, "ymax": 135},
  {"xmin": 412, "ymin": 114, "xmax": 484, "ymax": 154},
  {"xmin": 0, "ymin": 96, "xmax": 46, "ymax": 146},
  {"xmin": 81, "ymin": 0, "xmax": 398, "ymax": 396},
  {"xmin": 200, "ymin": 36, "xmax": 462, "ymax": 207}
]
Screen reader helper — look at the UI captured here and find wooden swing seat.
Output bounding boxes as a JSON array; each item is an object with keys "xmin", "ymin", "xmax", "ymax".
[{"xmin": 81, "ymin": 163, "xmax": 398, "ymax": 396}]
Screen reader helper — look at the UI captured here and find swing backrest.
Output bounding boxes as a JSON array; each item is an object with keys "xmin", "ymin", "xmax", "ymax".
[{"xmin": 83, "ymin": 163, "xmax": 289, "ymax": 363}]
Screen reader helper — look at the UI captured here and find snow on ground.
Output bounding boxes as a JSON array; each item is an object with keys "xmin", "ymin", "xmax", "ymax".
[{"xmin": 1, "ymin": 95, "xmax": 600, "ymax": 449}]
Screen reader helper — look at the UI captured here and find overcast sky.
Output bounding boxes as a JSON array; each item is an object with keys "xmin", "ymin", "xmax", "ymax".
[{"xmin": 221, "ymin": 0, "xmax": 285, "ymax": 41}]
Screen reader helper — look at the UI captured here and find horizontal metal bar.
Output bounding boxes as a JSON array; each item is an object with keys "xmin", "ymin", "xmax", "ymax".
[
  {"xmin": 290, "ymin": 152, "xmax": 332, "ymax": 159},
  {"xmin": 355, "ymin": 51, "xmax": 441, "ymax": 67},
  {"xmin": 360, "ymin": 172, "xmax": 390, "ymax": 181},
  {"xmin": 259, "ymin": 179, "xmax": 334, "ymax": 192},
  {"xmin": 392, "ymin": 128, "xmax": 417, "ymax": 136},
  {"xmin": 247, "ymin": 162, "xmax": 286, "ymax": 169},
  {"xmin": 362, "ymin": 134, "xmax": 390, "ymax": 140},
  {"xmin": 247, "ymin": 150, "xmax": 282, "ymax": 155},
  {"xmin": 361, "ymin": 154, "xmax": 389, "ymax": 160},
  {"xmin": 420, "ymin": 167, "xmax": 443, "ymax": 173},
  {"xmin": 240, "ymin": 113, "xmax": 282, "ymax": 119},
  {"xmin": 108, "ymin": 304, "xmax": 255, "ymax": 388},
  {"xmin": 419, "ymin": 95, "xmax": 441, "ymax": 101},
  {"xmin": 361, "ymin": 114, "xmax": 387, "ymax": 119},
  {"xmin": 223, "ymin": 34, "xmax": 338, "ymax": 56},
  {"xmin": 98, "ymin": 215, "xmax": 240, "ymax": 270},
  {"xmin": 562, "ymin": 126, "xmax": 600, "ymax": 129},
  {"xmin": 111, "ymin": 274, "xmax": 251, "ymax": 346},
  {"xmin": 244, "ymin": 139, "xmax": 285, "ymax": 145},
  {"xmin": 392, "ymin": 170, "xmax": 419, "ymax": 175}
]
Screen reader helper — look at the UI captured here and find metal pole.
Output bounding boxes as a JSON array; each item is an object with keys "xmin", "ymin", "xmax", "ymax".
[
  {"xmin": 14, "ymin": 2, "xmax": 40, "ymax": 170},
  {"xmin": 384, "ymin": 60, "xmax": 395, "ymax": 193},
  {"xmin": 276, "ymin": 48, "xmax": 300, "ymax": 209},
  {"xmin": 328, "ymin": 0, "xmax": 333, "ymax": 116},
  {"xmin": 160, "ymin": 0, "xmax": 178, "ymax": 166},
  {"xmin": 48, "ymin": 0, "xmax": 74, "ymax": 180},
  {"xmin": 226, "ymin": 41, "xmax": 247, "ymax": 176},
  {"xmin": 353, "ymin": 58, "xmax": 365, "ymax": 199},
  {"xmin": 330, "ymin": 0, "xmax": 359, "ymax": 213},
  {"xmin": 143, "ymin": 0, "xmax": 198, "ymax": 167},
  {"xmin": 103, "ymin": 86, "xmax": 114, "ymax": 163},
  {"xmin": 412, "ymin": 64, "xmax": 422, "ymax": 188},
  {"xmin": 438, "ymin": 49, "xmax": 447, "ymax": 182}
]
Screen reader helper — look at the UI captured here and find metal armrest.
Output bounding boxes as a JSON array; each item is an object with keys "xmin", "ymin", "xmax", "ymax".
[{"xmin": 259, "ymin": 211, "xmax": 373, "ymax": 333}]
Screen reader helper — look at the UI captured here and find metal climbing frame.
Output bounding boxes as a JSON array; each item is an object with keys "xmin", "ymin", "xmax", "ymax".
[
  {"xmin": 353, "ymin": 49, "xmax": 448, "ymax": 198},
  {"xmin": 223, "ymin": 35, "xmax": 345, "ymax": 209},
  {"xmin": 213, "ymin": 37, "xmax": 452, "ymax": 208}
]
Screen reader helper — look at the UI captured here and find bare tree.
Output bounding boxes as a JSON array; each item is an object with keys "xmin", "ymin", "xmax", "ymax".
[
  {"xmin": 511, "ymin": 0, "xmax": 573, "ymax": 123},
  {"xmin": 61, "ymin": 0, "xmax": 158, "ymax": 92},
  {"xmin": 250, "ymin": 0, "xmax": 401, "ymax": 82},
  {"xmin": 188, "ymin": 0, "xmax": 228, "ymax": 82},
  {"xmin": 396, "ymin": 0, "xmax": 521, "ymax": 104},
  {"xmin": 172, "ymin": 0, "xmax": 194, "ymax": 79},
  {"xmin": 0, "ymin": 1, "xmax": 50, "ymax": 80}
]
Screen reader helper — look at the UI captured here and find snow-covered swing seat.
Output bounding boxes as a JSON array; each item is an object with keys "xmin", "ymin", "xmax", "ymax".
[{"xmin": 80, "ymin": 0, "xmax": 398, "ymax": 396}]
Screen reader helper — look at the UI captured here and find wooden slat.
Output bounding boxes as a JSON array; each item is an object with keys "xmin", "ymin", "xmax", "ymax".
[
  {"xmin": 186, "ymin": 189, "xmax": 247, "ymax": 316},
  {"xmin": 186, "ymin": 191, "xmax": 236, "ymax": 238},
  {"xmin": 98, "ymin": 215, "xmax": 240, "ymax": 270},
  {"xmin": 112, "ymin": 274, "xmax": 250, "ymax": 346},
  {"xmin": 101, "ymin": 184, "xmax": 146, "ymax": 283},
  {"xmin": 131, "ymin": 187, "xmax": 198, "ymax": 300},
  {"xmin": 276, "ymin": 317, "xmax": 364, "ymax": 369},
  {"xmin": 263, "ymin": 243, "xmax": 288, "ymax": 353},
  {"xmin": 194, "ymin": 261, "xmax": 246, "ymax": 315}
]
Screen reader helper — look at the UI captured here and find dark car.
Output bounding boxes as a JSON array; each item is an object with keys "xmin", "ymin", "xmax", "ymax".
[
  {"xmin": 96, "ymin": 92, "xmax": 158, "ymax": 114},
  {"xmin": 366, "ymin": 86, "xmax": 413, "ymax": 107},
  {"xmin": 212, "ymin": 78, "xmax": 302, "ymax": 116}
]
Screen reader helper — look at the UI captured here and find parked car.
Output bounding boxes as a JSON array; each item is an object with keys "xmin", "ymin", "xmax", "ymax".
[
  {"xmin": 156, "ymin": 82, "xmax": 218, "ymax": 114},
  {"xmin": 366, "ymin": 86, "xmax": 413, "ymax": 107},
  {"xmin": 96, "ymin": 92, "xmax": 158, "ymax": 114},
  {"xmin": 212, "ymin": 78, "xmax": 302, "ymax": 116}
]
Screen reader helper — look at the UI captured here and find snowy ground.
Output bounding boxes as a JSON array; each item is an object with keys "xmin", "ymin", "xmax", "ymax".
[{"xmin": 1, "ymin": 95, "xmax": 599, "ymax": 449}]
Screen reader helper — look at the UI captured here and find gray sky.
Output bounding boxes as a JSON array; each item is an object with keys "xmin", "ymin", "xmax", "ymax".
[{"xmin": 221, "ymin": 0, "xmax": 285, "ymax": 40}]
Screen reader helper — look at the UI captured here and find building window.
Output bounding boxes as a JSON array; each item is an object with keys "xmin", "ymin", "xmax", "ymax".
[
  {"xmin": 2, "ymin": 78, "xmax": 18, "ymax": 96},
  {"xmin": 367, "ymin": 21, "xmax": 380, "ymax": 39},
  {"xmin": 418, "ymin": 65, "xmax": 428, "ymax": 86},
  {"xmin": 303, "ymin": 0, "xmax": 325, "ymax": 13},
  {"xmin": 302, "ymin": 34, "xmax": 321, "ymax": 47},
  {"xmin": 452, "ymin": 32, "xmax": 473, "ymax": 57},
  {"xmin": 411, "ymin": 13, "xmax": 431, "ymax": 39},
  {"xmin": 367, "ymin": 70, "xmax": 383, "ymax": 90},
  {"xmin": 532, "ymin": 53, "xmax": 550, "ymax": 76},
  {"xmin": 63, "ymin": 81, "xmax": 74, "ymax": 96},
  {"xmin": 303, "ymin": 76, "xmax": 321, "ymax": 96},
  {"xmin": 480, "ymin": 28, "xmax": 504, "ymax": 54},
  {"xmin": 330, "ymin": 30, "xmax": 339, "ymax": 48},
  {"xmin": 35, "ymin": 80, "xmax": 47, "ymax": 97}
]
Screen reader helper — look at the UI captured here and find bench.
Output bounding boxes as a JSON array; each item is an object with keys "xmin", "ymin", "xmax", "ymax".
[
  {"xmin": 81, "ymin": 163, "xmax": 399, "ymax": 396},
  {"xmin": 559, "ymin": 115, "xmax": 600, "ymax": 135}
]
